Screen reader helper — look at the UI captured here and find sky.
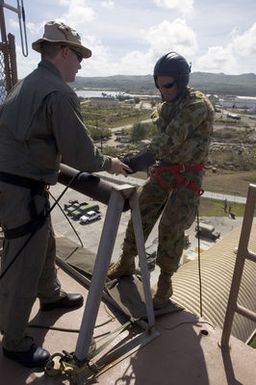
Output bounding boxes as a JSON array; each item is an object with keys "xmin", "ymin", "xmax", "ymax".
[{"xmin": 2, "ymin": 0, "xmax": 256, "ymax": 78}]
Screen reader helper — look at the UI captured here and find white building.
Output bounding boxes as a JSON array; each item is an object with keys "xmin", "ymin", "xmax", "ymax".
[{"xmin": 219, "ymin": 95, "xmax": 256, "ymax": 110}]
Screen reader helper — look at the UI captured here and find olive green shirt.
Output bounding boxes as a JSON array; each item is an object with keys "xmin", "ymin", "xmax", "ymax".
[{"xmin": 0, "ymin": 60, "xmax": 111, "ymax": 184}]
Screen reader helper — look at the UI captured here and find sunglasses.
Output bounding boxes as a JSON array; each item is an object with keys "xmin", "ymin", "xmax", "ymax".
[
  {"xmin": 70, "ymin": 48, "xmax": 83, "ymax": 63},
  {"xmin": 158, "ymin": 80, "xmax": 176, "ymax": 89}
]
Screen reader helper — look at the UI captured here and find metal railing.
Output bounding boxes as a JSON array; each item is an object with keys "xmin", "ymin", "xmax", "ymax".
[
  {"xmin": 58, "ymin": 164, "xmax": 156, "ymax": 362},
  {"xmin": 0, "ymin": 33, "xmax": 17, "ymax": 103}
]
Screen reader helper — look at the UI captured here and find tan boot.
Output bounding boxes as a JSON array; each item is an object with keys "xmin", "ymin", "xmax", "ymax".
[
  {"xmin": 107, "ymin": 259, "xmax": 135, "ymax": 280},
  {"xmin": 153, "ymin": 272, "xmax": 173, "ymax": 309}
]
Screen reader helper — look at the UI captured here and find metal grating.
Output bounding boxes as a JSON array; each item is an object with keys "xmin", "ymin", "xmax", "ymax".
[{"xmin": 0, "ymin": 33, "xmax": 17, "ymax": 105}]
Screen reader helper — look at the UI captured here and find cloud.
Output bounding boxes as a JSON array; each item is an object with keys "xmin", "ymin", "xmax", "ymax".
[
  {"xmin": 78, "ymin": 18, "xmax": 198, "ymax": 76},
  {"xmin": 26, "ymin": 22, "xmax": 45, "ymax": 35},
  {"xmin": 142, "ymin": 19, "xmax": 198, "ymax": 60},
  {"xmin": 78, "ymin": 35, "xmax": 113, "ymax": 76},
  {"xmin": 14, "ymin": 2, "xmax": 256, "ymax": 77},
  {"xmin": 196, "ymin": 46, "xmax": 238, "ymax": 74},
  {"xmin": 153, "ymin": 0, "xmax": 194, "ymax": 16},
  {"xmin": 231, "ymin": 22, "xmax": 256, "ymax": 56},
  {"xmin": 118, "ymin": 51, "xmax": 154, "ymax": 75},
  {"xmin": 15, "ymin": 44, "xmax": 39, "ymax": 79},
  {"xmin": 58, "ymin": 0, "xmax": 95, "ymax": 26},
  {"xmin": 101, "ymin": 0, "xmax": 114, "ymax": 8},
  {"xmin": 80, "ymin": 18, "xmax": 198, "ymax": 76},
  {"xmin": 195, "ymin": 22, "xmax": 256, "ymax": 74},
  {"xmin": 78, "ymin": 39, "xmax": 153, "ymax": 76}
]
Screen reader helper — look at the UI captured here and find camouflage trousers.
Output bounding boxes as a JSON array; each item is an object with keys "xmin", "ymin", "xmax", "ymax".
[{"xmin": 122, "ymin": 175, "xmax": 200, "ymax": 274}]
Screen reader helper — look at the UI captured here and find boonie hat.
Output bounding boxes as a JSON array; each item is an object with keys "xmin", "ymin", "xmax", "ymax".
[{"xmin": 32, "ymin": 21, "xmax": 92, "ymax": 58}]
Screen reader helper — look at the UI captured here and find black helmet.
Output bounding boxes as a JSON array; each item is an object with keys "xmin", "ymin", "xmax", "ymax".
[{"xmin": 154, "ymin": 51, "xmax": 191, "ymax": 92}]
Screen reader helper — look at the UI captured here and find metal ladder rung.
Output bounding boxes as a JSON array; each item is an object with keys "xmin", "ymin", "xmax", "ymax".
[
  {"xmin": 236, "ymin": 304, "xmax": 256, "ymax": 322},
  {"xmin": 220, "ymin": 184, "xmax": 256, "ymax": 348}
]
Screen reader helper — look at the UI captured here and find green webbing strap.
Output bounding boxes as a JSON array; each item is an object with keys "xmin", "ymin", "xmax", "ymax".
[{"xmin": 87, "ymin": 320, "xmax": 131, "ymax": 359}]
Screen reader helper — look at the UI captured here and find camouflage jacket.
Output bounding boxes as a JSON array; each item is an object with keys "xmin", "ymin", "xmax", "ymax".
[{"xmin": 149, "ymin": 87, "xmax": 214, "ymax": 165}]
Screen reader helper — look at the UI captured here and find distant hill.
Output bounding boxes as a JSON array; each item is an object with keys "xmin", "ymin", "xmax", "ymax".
[
  {"xmin": 73, "ymin": 75, "xmax": 155, "ymax": 94},
  {"xmin": 72, "ymin": 72, "xmax": 256, "ymax": 97},
  {"xmin": 190, "ymin": 72, "xmax": 256, "ymax": 97}
]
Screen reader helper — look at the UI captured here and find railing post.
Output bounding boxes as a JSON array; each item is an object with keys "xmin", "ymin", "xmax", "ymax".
[
  {"xmin": 129, "ymin": 190, "xmax": 155, "ymax": 329},
  {"xmin": 74, "ymin": 186, "xmax": 128, "ymax": 361},
  {"xmin": 74, "ymin": 183, "xmax": 156, "ymax": 362}
]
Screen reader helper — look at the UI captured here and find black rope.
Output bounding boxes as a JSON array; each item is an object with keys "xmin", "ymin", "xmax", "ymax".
[
  {"xmin": 0, "ymin": 171, "xmax": 84, "ymax": 280},
  {"xmin": 196, "ymin": 208, "xmax": 203, "ymax": 317},
  {"xmin": 28, "ymin": 317, "xmax": 113, "ymax": 334}
]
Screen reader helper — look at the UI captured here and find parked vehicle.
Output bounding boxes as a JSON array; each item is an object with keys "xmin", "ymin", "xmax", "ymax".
[
  {"xmin": 226, "ymin": 113, "xmax": 241, "ymax": 120},
  {"xmin": 72, "ymin": 203, "xmax": 100, "ymax": 220},
  {"xmin": 64, "ymin": 200, "xmax": 100, "ymax": 219},
  {"xmin": 195, "ymin": 223, "xmax": 220, "ymax": 241},
  {"xmin": 80, "ymin": 210, "xmax": 101, "ymax": 224}
]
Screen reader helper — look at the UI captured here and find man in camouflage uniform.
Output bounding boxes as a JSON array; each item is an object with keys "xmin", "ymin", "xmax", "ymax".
[{"xmin": 108, "ymin": 52, "xmax": 214, "ymax": 309}]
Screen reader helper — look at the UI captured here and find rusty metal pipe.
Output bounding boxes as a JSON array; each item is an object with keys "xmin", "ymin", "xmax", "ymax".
[{"xmin": 58, "ymin": 164, "xmax": 130, "ymax": 210}]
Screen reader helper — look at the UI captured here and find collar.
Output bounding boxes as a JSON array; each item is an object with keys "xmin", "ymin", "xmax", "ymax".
[{"xmin": 38, "ymin": 59, "xmax": 63, "ymax": 79}]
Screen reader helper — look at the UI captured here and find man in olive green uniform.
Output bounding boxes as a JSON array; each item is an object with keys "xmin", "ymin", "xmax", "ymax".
[
  {"xmin": 108, "ymin": 52, "xmax": 214, "ymax": 309},
  {"xmin": 0, "ymin": 21, "xmax": 130, "ymax": 368}
]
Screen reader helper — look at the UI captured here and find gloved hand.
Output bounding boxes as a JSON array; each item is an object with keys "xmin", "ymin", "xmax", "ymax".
[{"xmin": 121, "ymin": 148, "xmax": 156, "ymax": 174}]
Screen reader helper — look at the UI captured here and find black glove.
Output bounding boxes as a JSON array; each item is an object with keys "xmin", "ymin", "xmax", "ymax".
[{"xmin": 121, "ymin": 148, "xmax": 156, "ymax": 173}]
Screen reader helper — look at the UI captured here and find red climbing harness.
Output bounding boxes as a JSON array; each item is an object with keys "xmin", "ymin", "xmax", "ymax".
[{"xmin": 150, "ymin": 163, "xmax": 204, "ymax": 195}]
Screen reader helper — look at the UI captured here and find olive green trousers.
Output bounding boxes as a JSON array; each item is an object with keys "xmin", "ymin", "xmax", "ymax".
[{"xmin": 0, "ymin": 182, "xmax": 62, "ymax": 351}]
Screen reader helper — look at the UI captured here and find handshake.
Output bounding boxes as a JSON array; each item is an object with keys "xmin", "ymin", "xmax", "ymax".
[{"xmin": 120, "ymin": 148, "xmax": 156, "ymax": 174}]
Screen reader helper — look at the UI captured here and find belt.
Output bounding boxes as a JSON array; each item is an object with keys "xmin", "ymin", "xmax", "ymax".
[
  {"xmin": 0, "ymin": 171, "xmax": 48, "ymax": 239},
  {"xmin": 0, "ymin": 171, "xmax": 46, "ymax": 192}
]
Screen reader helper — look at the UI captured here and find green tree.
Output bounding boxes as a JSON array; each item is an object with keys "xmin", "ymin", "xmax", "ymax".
[
  {"xmin": 130, "ymin": 122, "xmax": 148, "ymax": 142},
  {"xmin": 88, "ymin": 126, "xmax": 111, "ymax": 141},
  {"xmin": 130, "ymin": 121, "xmax": 157, "ymax": 142}
]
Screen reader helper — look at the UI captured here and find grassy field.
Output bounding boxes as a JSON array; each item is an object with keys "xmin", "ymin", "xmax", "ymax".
[
  {"xmin": 202, "ymin": 169, "xmax": 256, "ymax": 197},
  {"xmin": 198, "ymin": 197, "xmax": 246, "ymax": 217},
  {"xmin": 80, "ymin": 102, "xmax": 151, "ymax": 130}
]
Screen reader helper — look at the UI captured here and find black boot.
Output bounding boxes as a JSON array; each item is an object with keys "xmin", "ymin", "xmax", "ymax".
[
  {"xmin": 40, "ymin": 293, "xmax": 84, "ymax": 311},
  {"xmin": 3, "ymin": 343, "xmax": 50, "ymax": 369}
]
